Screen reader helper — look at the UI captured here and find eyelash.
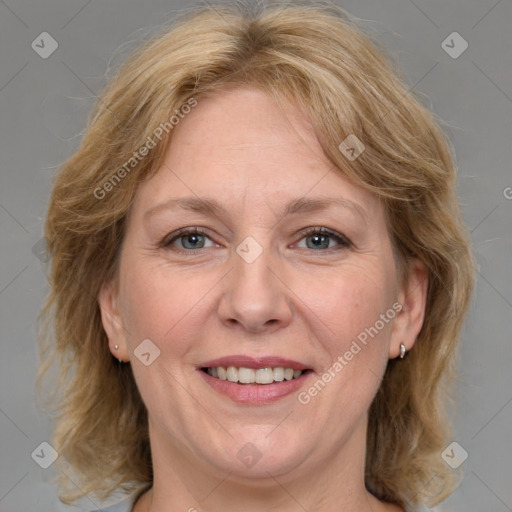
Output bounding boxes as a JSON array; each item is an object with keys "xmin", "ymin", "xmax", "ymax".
[
  {"xmin": 159, "ymin": 226, "xmax": 352, "ymax": 253},
  {"xmin": 296, "ymin": 226, "xmax": 352, "ymax": 250}
]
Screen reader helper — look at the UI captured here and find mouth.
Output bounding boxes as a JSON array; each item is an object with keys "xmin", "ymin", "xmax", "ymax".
[
  {"xmin": 198, "ymin": 356, "xmax": 314, "ymax": 404},
  {"xmin": 201, "ymin": 366, "xmax": 312, "ymax": 384}
]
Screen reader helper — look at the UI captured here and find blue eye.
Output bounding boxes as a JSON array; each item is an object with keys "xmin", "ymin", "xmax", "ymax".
[
  {"xmin": 160, "ymin": 227, "xmax": 351, "ymax": 253},
  {"xmin": 179, "ymin": 232, "xmax": 208, "ymax": 249},
  {"xmin": 297, "ymin": 228, "xmax": 351, "ymax": 251},
  {"xmin": 162, "ymin": 228, "xmax": 215, "ymax": 250}
]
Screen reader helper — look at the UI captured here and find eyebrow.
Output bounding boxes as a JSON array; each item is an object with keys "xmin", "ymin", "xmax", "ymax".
[{"xmin": 143, "ymin": 196, "xmax": 368, "ymax": 225}]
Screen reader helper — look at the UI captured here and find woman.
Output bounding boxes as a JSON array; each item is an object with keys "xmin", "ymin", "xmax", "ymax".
[{"xmin": 39, "ymin": 2, "xmax": 474, "ymax": 511}]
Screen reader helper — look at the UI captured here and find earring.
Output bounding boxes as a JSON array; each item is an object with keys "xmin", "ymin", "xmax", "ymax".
[
  {"xmin": 399, "ymin": 343, "xmax": 407, "ymax": 359},
  {"xmin": 113, "ymin": 344, "xmax": 123, "ymax": 363}
]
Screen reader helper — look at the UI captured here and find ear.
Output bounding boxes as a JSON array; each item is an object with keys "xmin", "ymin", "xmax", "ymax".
[
  {"xmin": 98, "ymin": 281, "xmax": 130, "ymax": 362},
  {"xmin": 389, "ymin": 258, "xmax": 428, "ymax": 359}
]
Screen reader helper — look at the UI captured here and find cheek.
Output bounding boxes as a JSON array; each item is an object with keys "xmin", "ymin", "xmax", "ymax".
[
  {"xmin": 118, "ymin": 257, "xmax": 217, "ymax": 356},
  {"xmin": 297, "ymin": 261, "xmax": 396, "ymax": 362},
  {"xmin": 295, "ymin": 263, "xmax": 398, "ymax": 420}
]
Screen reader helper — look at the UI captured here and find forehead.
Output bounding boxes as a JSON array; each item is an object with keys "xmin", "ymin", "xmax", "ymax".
[{"xmin": 132, "ymin": 86, "xmax": 380, "ymax": 219}]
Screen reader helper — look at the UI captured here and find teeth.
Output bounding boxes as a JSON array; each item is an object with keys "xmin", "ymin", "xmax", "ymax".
[
  {"xmin": 273, "ymin": 367, "xmax": 285, "ymax": 382},
  {"xmin": 238, "ymin": 367, "xmax": 256, "ymax": 384},
  {"xmin": 207, "ymin": 366, "xmax": 304, "ymax": 384},
  {"xmin": 255, "ymin": 368, "xmax": 274, "ymax": 384},
  {"xmin": 226, "ymin": 366, "xmax": 238, "ymax": 382}
]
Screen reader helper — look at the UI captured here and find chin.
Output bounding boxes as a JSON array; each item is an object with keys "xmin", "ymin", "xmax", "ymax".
[{"xmin": 203, "ymin": 429, "xmax": 311, "ymax": 480}]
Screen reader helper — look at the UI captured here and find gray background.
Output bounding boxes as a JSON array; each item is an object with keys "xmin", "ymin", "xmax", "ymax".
[{"xmin": 1, "ymin": 1, "xmax": 511, "ymax": 511}]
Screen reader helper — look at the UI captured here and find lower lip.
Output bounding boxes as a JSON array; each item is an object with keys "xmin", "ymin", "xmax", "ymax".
[{"xmin": 199, "ymin": 370, "xmax": 313, "ymax": 405}]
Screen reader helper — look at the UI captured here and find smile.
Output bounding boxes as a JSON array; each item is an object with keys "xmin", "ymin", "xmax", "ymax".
[
  {"xmin": 203, "ymin": 366, "xmax": 308, "ymax": 384},
  {"xmin": 199, "ymin": 355, "xmax": 313, "ymax": 404}
]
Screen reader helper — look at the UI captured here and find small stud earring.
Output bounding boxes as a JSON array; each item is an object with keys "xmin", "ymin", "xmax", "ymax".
[
  {"xmin": 113, "ymin": 345, "xmax": 123, "ymax": 363},
  {"xmin": 399, "ymin": 343, "xmax": 407, "ymax": 359}
]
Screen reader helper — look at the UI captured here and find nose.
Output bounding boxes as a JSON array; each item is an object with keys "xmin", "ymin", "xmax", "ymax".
[{"xmin": 217, "ymin": 244, "xmax": 293, "ymax": 334}]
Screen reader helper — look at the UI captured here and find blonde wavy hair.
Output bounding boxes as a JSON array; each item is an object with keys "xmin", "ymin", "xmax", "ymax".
[{"xmin": 39, "ymin": 1, "xmax": 474, "ymax": 508}]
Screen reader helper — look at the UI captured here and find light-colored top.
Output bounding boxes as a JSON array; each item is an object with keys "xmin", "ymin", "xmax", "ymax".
[{"xmin": 90, "ymin": 494, "xmax": 433, "ymax": 512}]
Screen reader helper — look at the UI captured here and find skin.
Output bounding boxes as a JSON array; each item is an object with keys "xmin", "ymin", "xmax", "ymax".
[{"xmin": 99, "ymin": 86, "xmax": 427, "ymax": 512}]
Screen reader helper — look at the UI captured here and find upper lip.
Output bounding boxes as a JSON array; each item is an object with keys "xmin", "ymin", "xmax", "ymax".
[{"xmin": 200, "ymin": 355, "xmax": 311, "ymax": 370}]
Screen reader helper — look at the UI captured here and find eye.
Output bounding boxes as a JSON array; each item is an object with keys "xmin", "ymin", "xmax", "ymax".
[
  {"xmin": 161, "ymin": 228, "xmax": 216, "ymax": 251},
  {"xmin": 160, "ymin": 227, "xmax": 351, "ymax": 253},
  {"xmin": 295, "ymin": 227, "xmax": 351, "ymax": 251}
]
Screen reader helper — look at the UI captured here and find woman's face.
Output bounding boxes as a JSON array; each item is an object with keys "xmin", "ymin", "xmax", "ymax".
[{"xmin": 100, "ymin": 87, "xmax": 426, "ymax": 484}]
